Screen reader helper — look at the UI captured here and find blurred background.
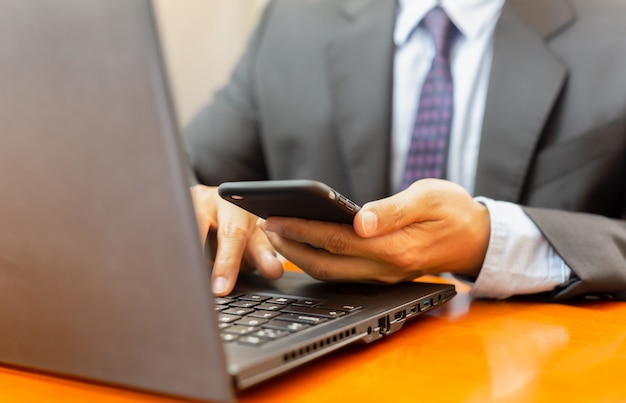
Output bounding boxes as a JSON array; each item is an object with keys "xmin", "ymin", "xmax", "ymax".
[{"xmin": 153, "ymin": 0, "xmax": 268, "ymax": 130}]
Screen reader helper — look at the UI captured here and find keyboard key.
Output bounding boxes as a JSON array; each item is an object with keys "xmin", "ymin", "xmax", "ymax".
[
  {"xmin": 263, "ymin": 319, "xmax": 311, "ymax": 333},
  {"xmin": 230, "ymin": 300, "xmax": 261, "ymax": 309},
  {"xmin": 218, "ymin": 313, "xmax": 241, "ymax": 323},
  {"xmin": 214, "ymin": 297, "xmax": 235, "ymax": 305},
  {"xmin": 223, "ymin": 325, "xmax": 257, "ymax": 336},
  {"xmin": 239, "ymin": 294, "xmax": 271, "ymax": 302},
  {"xmin": 222, "ymin": 307, "xmax": 255, "ymax": 316},
  {"xmin": 235, "ymin": 317, "xmax": 268, "ymax": 327},
  {"xmin": 282, "ymin": 305, "xmax": 346, "ymax": 318},
  {"xmin": 221, "ymin": 333, "xmax": 238, "ymax": 342},
  {"xmin": 252, "ymin": 328, "xmax": 290, "ymax": 340},
  {"xmin": 249, "ymin": 310, "xmax": 281, "ymax": 320},
  {"xmin": 238, "ymin": 336, "xmax": 266, "ymax": 346},
  {"xmin": 256, "ymin": 303, "xmax": 283, "ymax": 311},
  {"xmin": 267, "ymin": 297, "xmax": 297, "ymax": 305},
  {"xmin": 318, "ymin": 303, "xmax": 362, "ymax": 312},
  {"xmin": 275, "ymin": 313, "xmax": 329, "ymax": 325},
  {"xmin": 293, "ymin": 299, "xmax": 322, "ymax": 307}
]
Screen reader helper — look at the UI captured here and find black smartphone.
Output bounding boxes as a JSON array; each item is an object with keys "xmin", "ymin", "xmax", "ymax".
[{"xmin": 217, "ymin": 180, "xmax": 360, "ymax": 225}]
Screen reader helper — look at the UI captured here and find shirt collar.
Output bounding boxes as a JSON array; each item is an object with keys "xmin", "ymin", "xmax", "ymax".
[{"xmin": 394, "ymin": 0, "xmax": 505, "ymax": 46}]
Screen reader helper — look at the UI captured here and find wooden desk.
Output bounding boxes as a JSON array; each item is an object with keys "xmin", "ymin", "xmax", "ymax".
[{"xmin": 2, "ymin": 276, "xmax": 626, "ymax": 403}]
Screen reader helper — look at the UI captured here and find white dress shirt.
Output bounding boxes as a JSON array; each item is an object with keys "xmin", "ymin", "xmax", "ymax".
[{"xmin": 392, "ymin": 0, "xmax": 571, "ymax": 298}]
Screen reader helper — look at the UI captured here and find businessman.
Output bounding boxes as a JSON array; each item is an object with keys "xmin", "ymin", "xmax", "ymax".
[{"xmin": 186, "ymin": 0, "xmax": 626, "ymax": 301}]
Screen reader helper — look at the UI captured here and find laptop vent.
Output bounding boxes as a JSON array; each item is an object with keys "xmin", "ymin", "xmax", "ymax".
[{"xmin": 282, "ymin": 327, "xmax": 357, "ymax": 363}]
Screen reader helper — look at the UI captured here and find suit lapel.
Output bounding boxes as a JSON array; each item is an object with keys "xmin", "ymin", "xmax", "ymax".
[
  {"xmin": 473, "ymin": 1, "xmax": 573, "ymax": 201},
  {"xmin": 326, "ymin": 0, "xmax": 396, "ymax": 204}
]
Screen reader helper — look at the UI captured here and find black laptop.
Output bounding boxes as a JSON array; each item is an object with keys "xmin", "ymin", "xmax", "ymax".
[{"xmin": 0, "ymin": 1, "xmax": 456, "ymax": 402}]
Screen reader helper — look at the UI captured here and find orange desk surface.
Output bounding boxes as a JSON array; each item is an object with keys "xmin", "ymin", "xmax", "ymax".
[{"xmin": 2, "ymin": 275, "xmax": 626, "ymax": 403}]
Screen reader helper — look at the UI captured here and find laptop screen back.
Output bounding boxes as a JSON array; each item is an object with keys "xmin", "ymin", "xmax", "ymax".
[{"xmin": 0, "ymin": 1, "xmax": 233, "ymax": 401}]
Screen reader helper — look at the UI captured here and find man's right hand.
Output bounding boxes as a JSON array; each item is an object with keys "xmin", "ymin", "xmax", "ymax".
[{"xmin": 190, "ymin": 184, "xmax": 284, "ymax": 296}]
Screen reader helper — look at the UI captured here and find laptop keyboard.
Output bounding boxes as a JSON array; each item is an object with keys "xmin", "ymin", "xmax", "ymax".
[{"xmin": 215, "ymin": 291, "xmax": 361, "ymax": 347}]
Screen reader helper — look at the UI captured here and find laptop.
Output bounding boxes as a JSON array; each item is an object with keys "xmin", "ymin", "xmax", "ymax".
[{"xmin": 0, "ymin": 1, "xmax": 456, "ymax": 402}]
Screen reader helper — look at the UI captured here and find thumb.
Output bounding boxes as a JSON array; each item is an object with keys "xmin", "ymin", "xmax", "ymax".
[{"xmin": 354, "ymin": 182, "xmax": 435, "ymax": 238}]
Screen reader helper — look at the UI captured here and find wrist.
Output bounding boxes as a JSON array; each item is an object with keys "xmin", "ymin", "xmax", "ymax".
[{"xmin": 462, "ymin": 200, "xmax": 490, "ymax": 278}]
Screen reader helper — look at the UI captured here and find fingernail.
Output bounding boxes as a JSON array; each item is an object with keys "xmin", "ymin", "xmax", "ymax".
[
  {"xmin": 262, "ymin": 250, "xmax": 279, "ymax": 264},
  {"xmin": 264, "ymin": 221, "xmax": 281, "ymax": 234},
  {"xmin": 212, "ymin": 276, "xmax": 229, "ymax": 295},
  {"xmin": 261, "ymin": 251, "xmax": 283, "ymax": 278},
  {"xmin": 361, "ymin": 210, "xmax": 378, "ymax": 235}
]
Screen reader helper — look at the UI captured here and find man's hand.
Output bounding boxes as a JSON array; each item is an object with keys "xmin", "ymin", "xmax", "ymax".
[
  {"xmin": 190, "ymin": 184, "xmax": 283, "ymax": 295},
  {"xmin": 262, "ymin": 179, "xmax": 490, "ymax": 283}
]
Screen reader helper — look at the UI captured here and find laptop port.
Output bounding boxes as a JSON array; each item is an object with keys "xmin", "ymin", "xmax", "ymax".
[
  {"xmin": 378, "ymin": 316, "xmax": 390, "ymax": 333},
  {"xmin": 393, "ymin": 310, "xmax": 406, "ymax": 322},
  {"xmin": 407, "ymin": 305, "xmax": 419, "ymax": 317}
]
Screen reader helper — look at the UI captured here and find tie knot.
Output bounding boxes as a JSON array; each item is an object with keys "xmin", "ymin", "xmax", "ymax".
[{"xmin": 422, "ymin": 6, "xmax": 456, "ymax": 57}]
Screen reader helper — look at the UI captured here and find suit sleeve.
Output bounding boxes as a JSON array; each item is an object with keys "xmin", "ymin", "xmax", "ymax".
[
  {"xmin": 523, "ymin": 207, "xmax": 626, "ymax": 301},
  {"xmin": 183, "ymin": 1, "xmax": 279, "ymax": 186}
]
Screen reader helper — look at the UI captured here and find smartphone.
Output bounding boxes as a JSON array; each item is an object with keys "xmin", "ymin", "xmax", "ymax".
[{"xmin": 217, "ymin": 179, "xmax": 360, "ymax": 225}]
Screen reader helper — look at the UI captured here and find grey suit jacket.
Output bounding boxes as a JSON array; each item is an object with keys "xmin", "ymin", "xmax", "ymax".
[{"xmin": 186, "ymin": 0, "xmax": 626, "ymax": 301}]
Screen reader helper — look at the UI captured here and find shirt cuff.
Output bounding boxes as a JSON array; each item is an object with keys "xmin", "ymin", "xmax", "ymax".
[{"xmin": 469, "ymin": 197, "xmax": 571, "ymax": 299}]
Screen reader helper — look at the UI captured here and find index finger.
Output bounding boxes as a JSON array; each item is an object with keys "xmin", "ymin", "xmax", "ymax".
[{"xmin": 211, "ymin": 198, "xmax": 258, "ymax": 295}]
